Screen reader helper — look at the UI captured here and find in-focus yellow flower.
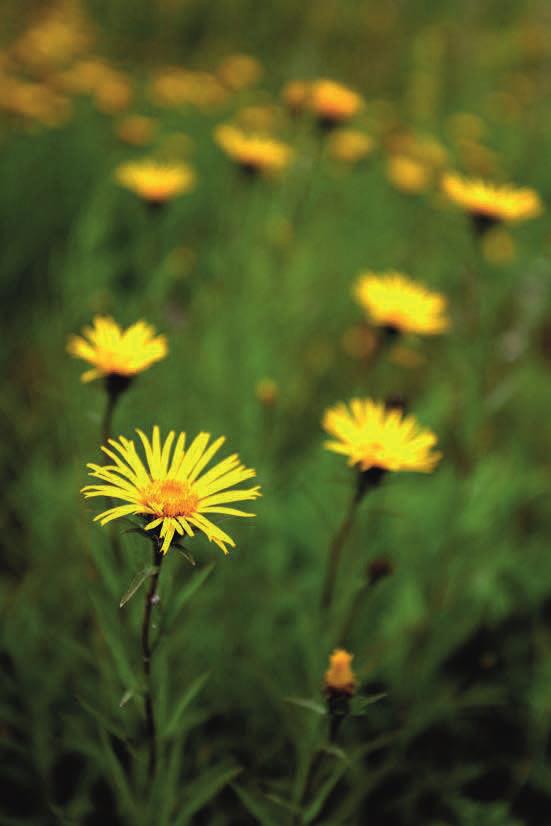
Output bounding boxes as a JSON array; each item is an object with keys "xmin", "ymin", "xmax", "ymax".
[
  {"xmin": 309, "ymin": 79, "xmax": 362, "ymax": 128},
  {"xmin": 116, "ymin": 115, "xmax": 156, "ymax": 146},
  {"xmin": 115, "ymin": 159, "xmax": 195, "ymax": 204},
  {"xmin": 323, "ymin": 399, "xmax": 441, "ymax": 474},
  {"xmin": 82, "ymin": 426, "xmax": 261, "ymax": 554},
  {"xmin": 442, "ymin": 172, "xmax": 543, "ymax": 231},
  {"xmin": 354, "ymin": 271, "xmax": 449, "ymax": 336},
  {"xmin": 215, "ymin": 124, "xmax": 292, "ymax": 176},
  {"xmin": 67, "ymin": 316, "xmax": 168, "ymax": 382},
  {"xmin": 324, "ymin": 649, "xmax": 357, "ymax": 696},
  {"xmin": 387, "ymin": 155, "xmax": 431, "ymax": 194},
  {"xmin": 328, "ymin": 129, "xmax": 374, "ymax": 163}
]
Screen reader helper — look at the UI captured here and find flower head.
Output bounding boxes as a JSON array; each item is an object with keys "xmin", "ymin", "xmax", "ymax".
[
  {"xmin": 67, "ymin": 316, "xmax": 167, "ymax": 383},
  {"xmin": 115, "ymin": 159, "xmax": 195, "ymax": 204},
  {"xmin": 309, "ymin": 79, "xmax": 362, "ymax": 128},
  {"xmin": 442, "ymin": 172, "xmax": 542, "ymax": 229},
  {"xmin": 387, "ymin": 155, "xmax": 431, "ymax": 194},
  {"xmin": 215, "ymin": 124, "xmax": 292, "ymax": 176},
  {"xmin": 354, "ymin": 271, "xmax": 449, "ymax": 336},
  {"xmin": 281, "ymin": 80, "xmax": 311, "ymax": 114},
  {"xmin": 328, "ymin": 129, "xmax": 374, "ymax": 164},
  {"xmin": 82, "ymin": 426, "xmax": 261, "ymax": 554},
  {"xmin": 324, "ymin": 649, "xmax": 357, "ymax": 696},
  {"xmin": 323, "ymin": 398, "xmax": 441, "ymax": 474}
]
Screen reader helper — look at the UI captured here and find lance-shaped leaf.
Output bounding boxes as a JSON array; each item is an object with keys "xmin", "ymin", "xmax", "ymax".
[{"xmin": 119, "ymin": 565, "xmax": 158, "ymax": 608}]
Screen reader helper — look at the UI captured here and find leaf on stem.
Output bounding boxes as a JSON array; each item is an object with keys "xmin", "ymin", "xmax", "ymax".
[{"xmin": 119, "ymin": 565, "xmax": 158, "ymax": 608}]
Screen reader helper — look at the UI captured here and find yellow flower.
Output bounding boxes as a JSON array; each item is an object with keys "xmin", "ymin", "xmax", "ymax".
[
  {"xmin": 328, "ymin": 129, "xmax": 374, "ymax": 163},
  {"xmin": 67, "ymin": 316, "xmax": 168, "ymax": 383},
  {"xmin": 115, "ymin": 159, "xmax": 195, "ymax": 204},
  {"xmin": 442, "ymin": 172, "xmax": 543, "ymax": 228},
  {"xmin": 256, "ymin": 378, "xmax": 278, "ymax": 407},
  {"xmin": 309, "ymin": 79, "xmax": 362, "ymax": 127},
  {"xmin": 217, "ymin": 54, "xmax": 262, "ymax": 90},
  {"xmin": 323, "ymin": 399, "xmax": 441, "ymax": 473},
  {"xmin": 281, "ymin": 80, "xmax": 311, "ymax": 114},
  {"xmin": 354, "ymin": 271, "xmax": 449, "ymax": 336},
  {"xmin": 324, "ymin": 649, "xmax": 357, "ymax": 696},
  {"xmin": 387, "ymin": 155, "xmax": 431, "ymax": 194},
  {"xmin": 82, "ymin": 426, "xmax": 261, "ymax": 554},
  {"xmin": 215, "ymin": 124, "xmax": 292, "ymax": 176},
  {"xmin": 116, "ymin": 115, "xmax": 156, "ymax": 146}
]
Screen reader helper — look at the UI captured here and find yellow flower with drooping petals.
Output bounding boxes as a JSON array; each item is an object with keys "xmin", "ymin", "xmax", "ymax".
[
  {"xmin": 354, "ymin": 272, "xmax": 449, "ymax": 336},
  {"xmin": 82, "ymin": 426, "xmax": 261, "ymax": 554},
  {"xmin": 215, "ymin": 124, "xmax": 292, "ymax": 176},
  {"xmin": 323, "ymin": 399, "xmax": 441, "ymax": 474},
  {"xmin": 442, "ymin": 172, "xmax": 542, "ymax": 226},
  {"xmin": 68, "ymin": 316, "xmax": 167, "ymax": 382},
  {"xmin": 324, "ymin": 649, "xmax": 357, "ymax": 696},
  {"xmin": 115, "ymin": 159, "xmax": 195, "ymax": 204},
  {"xmin": 328, "ymin": 129, "xmax": 374, "ymax": 164},
  {"xmin": 309, "ymin": 79, "xmax": 362, "ymax": 127}
]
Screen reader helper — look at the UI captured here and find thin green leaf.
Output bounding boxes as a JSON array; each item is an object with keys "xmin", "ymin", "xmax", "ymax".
[
  {"xmin": 163, "ymin": 672, "xmax": 210, "ymax": 737},
  {"xmin": 303, "ymin": 760, "xmax": 349, "ymax": 823},
  {"xmin": 119, "ymin": 565, "xmax": 157, "ymax": 608},
  {"xmin": 164, "ymin": 563, "xmax": 215, "ymax": 629},
  {"xmin": 232, "ymin": 783, "xmax": 281, "ymax": 826},
  {"xmin": 175, "ymin": 764, "xmax": 242, "ymax": 824},
  {"xmin": 284, "ymin": 696, "xmax": 327, "ymax": 715}
]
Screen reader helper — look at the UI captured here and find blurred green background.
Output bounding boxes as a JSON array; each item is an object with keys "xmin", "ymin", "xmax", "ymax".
[{"xmin": 1, "ymin": 1, "xmax": 551, "ymax": 824}]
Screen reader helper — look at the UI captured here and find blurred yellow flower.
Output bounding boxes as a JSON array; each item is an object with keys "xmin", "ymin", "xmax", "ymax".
[
  {"xmin": 94, "ymin": 73, "xmax": 133, "ymax": 114},
  {"xmin": 116, "ymin": 115, "xmax": 157, "ymax": 146},
  {"xmin": 323, "ymin": 399, "xmax": 441, "ymax": 473},
  {"xmin": 215, "ymin": 124, "xmax": 293, "ymax": 176},
  {"xmin": 149, "ymin": 68, "xmax": 226, "ymax": 109},
  {"xmin": 328, "ymin": 129, "xmax": 374, "ymax": 163},
  {"xmin": 324, "ymin": 649, "xmax": 357, "ymax": 696},
  {"xmin": 256, "ymin": 378, "xmax": 278, "ymax": 406},
  {"xmin": 387, "ymin": 155, "xmax": 431, "ymax": 194},
  {"xmin": 217, "ymin": 53, "xmax": 262, "ymax": 90},
  {"xmin": 115, "ymin": 159, "xmax": 195, "ymax": 204},
  {"xmin": 354, "ymin": 271, "xmax": 449, "ymax": 336},
  {"xmin": 442, "ymin": 172, "xmax": 543, "ymax": 230},
  {"xmin": 309, "ymin": 79, "xmax": 362, "ymax": 127},
  {"xmin": 82, "ymin": 426, "xmax": 261, "ymax": 554},
  {"xmin": 281, "ymin": 80, "xmax": 311, "ymax": 114},
  {"xmin": 68, "ymin": 316, "xmax": 168, "ymax": 382}
]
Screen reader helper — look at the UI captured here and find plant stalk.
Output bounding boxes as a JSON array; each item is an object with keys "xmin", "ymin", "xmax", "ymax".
[
  {"xmin": 142, "ymin": 540, "xmax": 164, "ymax": 779},
  {"xmin": 320, "ymin": 490, "xmax": 360, "ymax": 613}
]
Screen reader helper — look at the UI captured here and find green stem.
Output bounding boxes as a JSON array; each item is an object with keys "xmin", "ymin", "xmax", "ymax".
[
  {"xmin": 142, "ymin": 540, "xmax": 164, "ymax": 779},
  {"xmin": 320, "ymin": 490, "xmax": 360, "ymax": 613}
]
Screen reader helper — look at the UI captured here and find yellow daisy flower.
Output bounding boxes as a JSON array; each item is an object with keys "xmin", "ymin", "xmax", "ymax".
[
  {"xmin": 214, "ymin": 124, "xmax": 292, "ymax": 176},
  {"xmin": 354, "ymin": 271, "xmax": 449, "ymax": 336},
  {"xmin": 442, "ymin": 172, "xmax": 542, "ymax": 232},
  {"xmin": 323, "ymin": 398, "xmax": 441, "ymax": 474},
  {"xmin": 82, "ymin": 426, "xmax": 261, "ymax": 554},
  {"xmin": 115, "ymin": 159, "xmax": 195, "ymax": 204},
  {"xmin": 309, "ymin": 79, "xmax": 362, "ymax": 128},
  {"xmin": 67, "ymin": 316, "xmax": 168, "ymax": 383},
  {"xmin": 324, "ymin": 649, "xmax": 357, "ymax": 696}
]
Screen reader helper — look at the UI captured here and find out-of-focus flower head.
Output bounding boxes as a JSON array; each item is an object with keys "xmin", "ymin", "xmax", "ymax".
[
  {"xmin": 386, "ymin": 155, "xmax": 431, "ymax": 194},
  {"xmin": 281, "ymin": 80, "xmax": 311, "ymax": 115},
  {"xmin": 256, "ymin": 378, "xmax": 279, "ymax": 407},
  {"xmin": 149, "ymin": 67, "xmax": 226, "ymax": 110},
  {"xmin": 442, "ymin": 172, "xmax": 543, "ymax": 232},
  {"xmin": 215, "ymin": 124, "xmax": 293, "ymax": 176},
  {"xmin": 354, "ymin": 271, "xmax": 449, "ymax": 336},
  {"xmin": 217, "ymin": 53, "xmax": 263, "ymax": 91},
  {"xmin": 309, "ymin": 79, "xmax": 363, "ymax": 128},
  {"xmin": 11, "ymin": 1, "xmax": 93, "ymax": 73},
  {"xmin": 115, "ymin": 159, "xmax": 196, "ymax": 205},
  {"xmin": 328, "ymin": 129, "xmax": 374, "ymax": 164},
  {"xmin": 116, "ymin": 115, "xmax": 157, "ymax": 147}
]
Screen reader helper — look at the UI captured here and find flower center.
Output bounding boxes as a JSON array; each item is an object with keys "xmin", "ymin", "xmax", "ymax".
[{"xmin": 142, "ymin": 479, "xmax": 199, "ymax": 517}]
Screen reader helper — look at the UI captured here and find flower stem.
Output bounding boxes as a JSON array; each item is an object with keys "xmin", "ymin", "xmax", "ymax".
[
  {"xmin": 102, "ymin": 391, "xmax": 117, "ymax": 447},
  {"xmin": 320, "ymin": 489, "xmax": 360, "ymax": 613},
  {"xmin": 142, "ymin": 540, "xmax": 164, "ymax": 779}
]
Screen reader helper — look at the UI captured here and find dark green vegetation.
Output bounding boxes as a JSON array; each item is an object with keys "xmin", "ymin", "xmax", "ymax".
[{"xmin": 1, "ymin": 1, "xmax": 551, "ymax": 824}]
